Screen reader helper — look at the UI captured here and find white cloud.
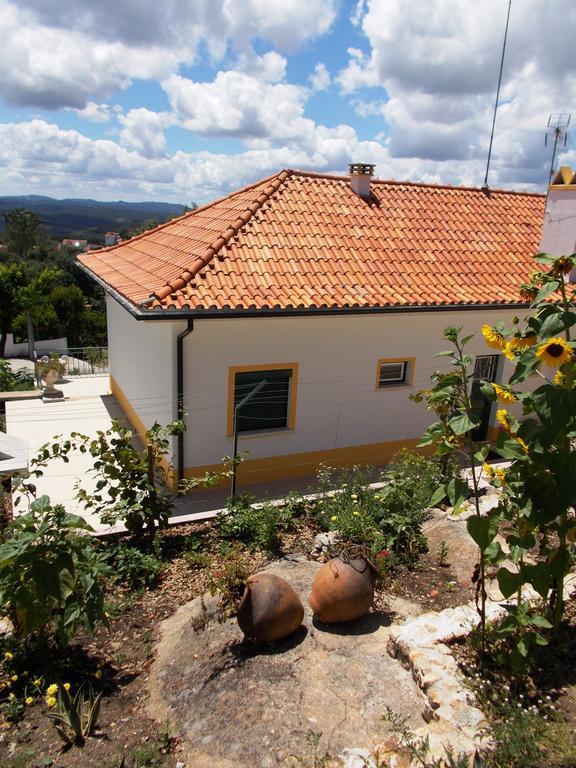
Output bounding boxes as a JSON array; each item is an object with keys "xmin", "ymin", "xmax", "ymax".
[
  {"xmin": 309, "ymin": 63, "xmax": 332, "ymax": 91},
  {"xmin": 71, "ymin": 102, "xmax": 120, "ymax": 123},
  {"xmin": 235, "ymin": 51, "xmax": 287, "ymax": 83},
  {"xmin": 0, "ymin": 0, "xmax": 336, "ymax": 109},
  {"xmin": 119, "ymin": 109, "xmax": 176, "ymax": 159},
  {"xmin": 163, "ymin": 71, "xmax": 310, "ymax": 141},
  {"xmin": 339, "ymin": 0, "xmax": 576, "ymax": 188}
]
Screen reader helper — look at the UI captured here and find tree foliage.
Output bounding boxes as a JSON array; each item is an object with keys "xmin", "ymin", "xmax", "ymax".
[{"xmin": 2, "ymin": 209, "xmax": 43, "ymax": 259}]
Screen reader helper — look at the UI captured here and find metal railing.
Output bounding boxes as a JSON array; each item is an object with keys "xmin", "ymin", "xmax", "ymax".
[
  {"xmin": 65, "ymin": 347, "xmax": 109, "ymax": 376},
  {"xmin": 34, "ymin": 347, "xmax": 109, "ymax": 378}
]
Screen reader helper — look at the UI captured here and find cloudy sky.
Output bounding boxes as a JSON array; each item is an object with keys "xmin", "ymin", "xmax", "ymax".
[{"xmin": 0, "ymin": 0, "xmax": 574, "ymax": 204}]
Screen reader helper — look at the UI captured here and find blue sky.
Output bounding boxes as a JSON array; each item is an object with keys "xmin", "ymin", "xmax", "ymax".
[{"xmin": 0, "ymin": 0, "xmax": 574, "ymax": 203}]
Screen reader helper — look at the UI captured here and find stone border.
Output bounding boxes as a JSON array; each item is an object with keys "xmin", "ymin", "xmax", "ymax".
[{"xmin": 386, "ymin": 577, "xmax": 576, "ymax": 762}]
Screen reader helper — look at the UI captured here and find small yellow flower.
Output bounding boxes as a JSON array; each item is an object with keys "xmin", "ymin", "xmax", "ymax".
[
  {"xmin": 482, "ymin": 324, "xmax": 506, "ymax": 351},
  {"xmin": 351, "ymin": 494, "xmax": 358, "ymax": 500},
  {"xmin": 45, "ymin": 695, "xmax": 57, "ymax": 708},
  {"xmin": 494, "ymin": 468, "xmax": 507, "ymax": 485},
  {"xmin": 536, "ymin": 337, "xmax": 573, "ymax": 368},
  {"xmin": 33, "ymin": 678, "xmax": 42, "ymax": 687},
  {"xmin": 94, "ymin": 670, "xmax": 102, "ymax": 680},
  {"xmin": 46, "ymin": 683, "xmax": 58, "ymax": 696},
  {"xmin": 4, "ymin": 652, "xmax": 13, "ymax": 661},
  {"xmin": 330, "ymin": 515, "xmax": 337, "ymax": 522},
  {"xmin": 8, "ymin": 692, "xmax": 15, "ymax": 702},
  {"xmin": 496, "ymin": 409, "xmax": 511, "ymax": 430},
  {"xmin": 515, "ymin": 437, "xmax": 529, "ymax": 453},
  {"xmin": 25, "ymin": 696, "xmax": 33, "ymax": 705},
  {"xmin": 492, "ymin": 383, "xmax": 516, "ymax": 405},
  {"xmin": 63, "ymin": 683, "xmax": 71, "ymax": 692},
  {"xmin": 10, "ymin": 675, "xmax": 18, "ymax": 682},
  {"xmin": 483, "ymin": 462, "xmax": 494, "ymax": 481},
  {"xmin": 352, "ymin": 511, "xmax": 360, "ymax": 516}
]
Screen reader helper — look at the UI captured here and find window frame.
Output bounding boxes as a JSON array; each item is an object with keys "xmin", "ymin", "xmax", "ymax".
[
  {"xmin": 227, "ymin": 362, "xmax": 299, "ymax": 436},
  {"xmin": 375, "ymin": 357, "xmax": 415, "ymax": 389}
]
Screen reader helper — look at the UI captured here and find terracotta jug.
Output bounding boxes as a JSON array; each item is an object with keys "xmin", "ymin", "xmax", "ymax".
[
  {"xmin": 309, "ymin": 557, "xmax": 377, "ymax": 623},
  {"xmin": 237, "ymin": 572, "xmax": 304, "ymax": 642}
]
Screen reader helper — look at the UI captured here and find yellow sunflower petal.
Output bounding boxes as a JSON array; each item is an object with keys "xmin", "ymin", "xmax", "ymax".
[{"xmin": 536, "ymin": 337, "xmax": 573, "ymax": 368}]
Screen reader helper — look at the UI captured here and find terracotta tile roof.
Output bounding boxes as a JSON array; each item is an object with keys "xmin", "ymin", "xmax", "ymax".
[{"xmin": 78, "ymin": 169, "xmax": 546, "ymax": 313}]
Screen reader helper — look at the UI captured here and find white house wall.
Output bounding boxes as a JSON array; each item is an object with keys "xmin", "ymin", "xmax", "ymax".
[
  {"xmin": 106, "ymin": 295, "xmax": 184, "ymax": 436},
  {"xmin": 182, "ymin": 309, "xmax": 526, "ymax": 481}
]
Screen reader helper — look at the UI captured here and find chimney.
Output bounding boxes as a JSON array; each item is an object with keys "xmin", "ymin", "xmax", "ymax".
[
  {"xmin": 540, "ymin": 166, "xmax": 576, "ymax": 282},
  {"xmin": 349, "ymin": 163, "xmax": 375, "ymax": 198}
]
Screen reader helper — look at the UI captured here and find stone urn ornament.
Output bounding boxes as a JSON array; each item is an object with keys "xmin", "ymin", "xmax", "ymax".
[
  {"xmin": 309, "ymin": 557, "xmax": 377, "ymax": 623},
  {"xmin": 236, "ymin": 572, "xmax": 304, "ymax": 642},
  {"xmin": 37, "ymin": 354, "xmax": 68, "ymax": 400}
]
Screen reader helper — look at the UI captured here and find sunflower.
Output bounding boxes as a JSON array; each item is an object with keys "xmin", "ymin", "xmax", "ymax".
[
  {"xmin": 482, "ymin": 324, "xmax": 506, "ymax": 351},
  {"xmin": 536, "ymin": 337, "xmax": 573, "ymax": 368},
  {"xmin": 494, "ymin": 467, "xmax": 507, "ymax": 486},
  {"xmin": 496, "ymin": 409, "xmax": 511, "ymax": 430},
  {"xmin": 509, "ymin": 332, "xmax": 537, "ymax": 350},
  {"xmin": 492, "ymin": 383, "xmax": 516, "ymax": 404},
  {"xmin": 503, "ymin": 342, "xmax": 516, "ymax": 361},
  {"xmin": 552, "ymin": 256, "xmax": 574, "ymax": 276}
]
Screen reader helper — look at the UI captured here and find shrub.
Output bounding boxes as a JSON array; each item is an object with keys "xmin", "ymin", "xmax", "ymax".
[
  {"xmin": 312, "ymin": 452, "xmax": 446, "ymax": 566},
  {"xmin": 208, "ymin": 544, "xmax": 254, "ymax": 616},
  {"xmin": 0, "ymin": 358, "xmax": 35, "ymax": 392},
  {"xmin": 0, "ymin": 496, "xmax": 112, "ymax": 646},
  {"xmin": 111, "ymin": 542, "xmax": 164, "ymax": 590},
  {"xmin": 218, "ymin": 494, "xmax": 296, "ymax": 552}
]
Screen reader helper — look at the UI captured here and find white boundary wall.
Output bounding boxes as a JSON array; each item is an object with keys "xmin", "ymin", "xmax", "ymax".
[{"xmin": 4, "ymin": 334, "xmax": 67, "ymax": 358}]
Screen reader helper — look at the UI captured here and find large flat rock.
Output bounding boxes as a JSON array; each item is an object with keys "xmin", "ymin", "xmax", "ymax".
[{"xmin": 148, "ymin": 556, "xmax": 426, "ymax": 768}]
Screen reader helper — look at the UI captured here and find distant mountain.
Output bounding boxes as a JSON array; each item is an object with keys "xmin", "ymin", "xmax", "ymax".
[{"xmin": 0, "ymin": 195, "xmax": 186, "ymax": 241}]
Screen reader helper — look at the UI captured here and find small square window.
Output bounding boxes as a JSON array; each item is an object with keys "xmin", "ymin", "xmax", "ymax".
[{"xmin": 376, "ymin": 358, "xmax": 414, "ymax": 388}]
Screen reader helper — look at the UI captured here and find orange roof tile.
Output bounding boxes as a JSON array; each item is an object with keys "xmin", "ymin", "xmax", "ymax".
[{"xmin": 78, "ymin": 169, "xmax": 546, "ymax": 314}]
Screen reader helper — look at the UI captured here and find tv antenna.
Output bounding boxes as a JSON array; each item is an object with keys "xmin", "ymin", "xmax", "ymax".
[
  {"xmin": 482, "ymin": 0, "xmax": 512, "ymax": 193},
  {"xmin": 545, "ymin": 113, "xmax": 570, "ymax": 183}
]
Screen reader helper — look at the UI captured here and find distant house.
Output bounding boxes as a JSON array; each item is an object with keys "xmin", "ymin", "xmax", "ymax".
[
  {"xmin": 79, "ymin": 164, "xmax": 555, "ymax": 489},
  {"xmin": 60, "ymin": 238, "xmax": 89, "ymax": 251},
  {"xmin": 104, "ymin": 232, "xmax": 121, "ymax": 247}
]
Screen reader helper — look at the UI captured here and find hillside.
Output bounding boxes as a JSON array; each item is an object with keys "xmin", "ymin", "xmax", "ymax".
[{"xmin": 0, "ymin": 195, "xmax": 185, "ymax": 241}]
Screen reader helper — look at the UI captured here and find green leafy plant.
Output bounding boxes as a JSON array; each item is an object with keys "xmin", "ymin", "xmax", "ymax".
[
  {"xmin": 182, "ymin": 534, "xmax": 212, "ymax": 569},
  {"xmin": 413, "ymin": 327, "xmax": 491, "ymax": 649},
  {"xmin": 208, "ymin": 544, "xmax": 254, "ymax": 616},
  {"xmin": 47, "ymin": 682, "xmax": 102, "ymax": 748},
  {"xmin": 0, "ymin": 359, "xmax": 35, "ymax": 392},
  {"xmin": 438, "ymin": 540, "xmax": 449, "ymax": 567},
  {"xmin": 0, "ymin": 495, "xmax": 112, "ymax": 645},
  {"xmin": 111, "ymin": 542, "xmax": 165, "ymax": 590},
  {"xmin": 34, "ymin": 351, "xmax": 67, "ymax": 382},
  {"xmin": 218, "ymin": 493, "xmax": 296, "ymax": 552},
  {"xmin": 312, "ymin": 453, "xmax": 442, "ymax": 566},
  {"xmin": 23, "ymin": 419, "xmax": 231, "ymax": 543}
]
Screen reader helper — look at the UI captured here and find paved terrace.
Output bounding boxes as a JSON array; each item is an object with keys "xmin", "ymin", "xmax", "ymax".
[{"xmin": 5, "ymin": 374, "xmax": 329, "ymax": 532}]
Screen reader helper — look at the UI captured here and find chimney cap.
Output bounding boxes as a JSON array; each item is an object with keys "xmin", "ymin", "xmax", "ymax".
[{"xmin": 349, "ymin": 163, "xmax": 375, "ymax": 177}]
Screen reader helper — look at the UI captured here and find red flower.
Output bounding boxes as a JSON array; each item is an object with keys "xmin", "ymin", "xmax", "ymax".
[
  {"xmin": 213, "ymin": 570, "xmax": 222, "ymax": 578},
  {"xmin": 378, "ymin": 549, "xmax": 390, "ymax": 559}
]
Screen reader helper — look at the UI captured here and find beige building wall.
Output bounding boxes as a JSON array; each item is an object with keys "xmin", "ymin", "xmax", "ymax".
[{"xmin": 182, "ymin": 309, "xmax": 526, "ymax": 485}]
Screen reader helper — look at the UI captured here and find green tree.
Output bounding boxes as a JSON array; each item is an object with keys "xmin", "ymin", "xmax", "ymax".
[
  {"xmin": 2, "ymin": 209, "xmax": 44, "ymax": 259},
  {"xmin": 0, "ymin": 262, "xmax": 27, "ymax": 356}
]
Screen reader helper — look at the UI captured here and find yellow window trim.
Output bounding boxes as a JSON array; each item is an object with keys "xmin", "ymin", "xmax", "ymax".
[
  {"xmin": 227, "ymin": 362, "xmax": 299, "ymax": 437},
  {"xmin": 375, "ymin": 357, "xmax": 416, "ymax": 390}
]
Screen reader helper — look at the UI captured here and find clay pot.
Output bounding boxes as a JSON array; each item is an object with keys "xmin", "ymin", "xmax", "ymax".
[
  {"xmin": 236, "ymin": 572, "xmax": 304, "ymax": 642},
  {"xmin": 309, "ymin": 557, "xmax": 377, "ymax": 623}
]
